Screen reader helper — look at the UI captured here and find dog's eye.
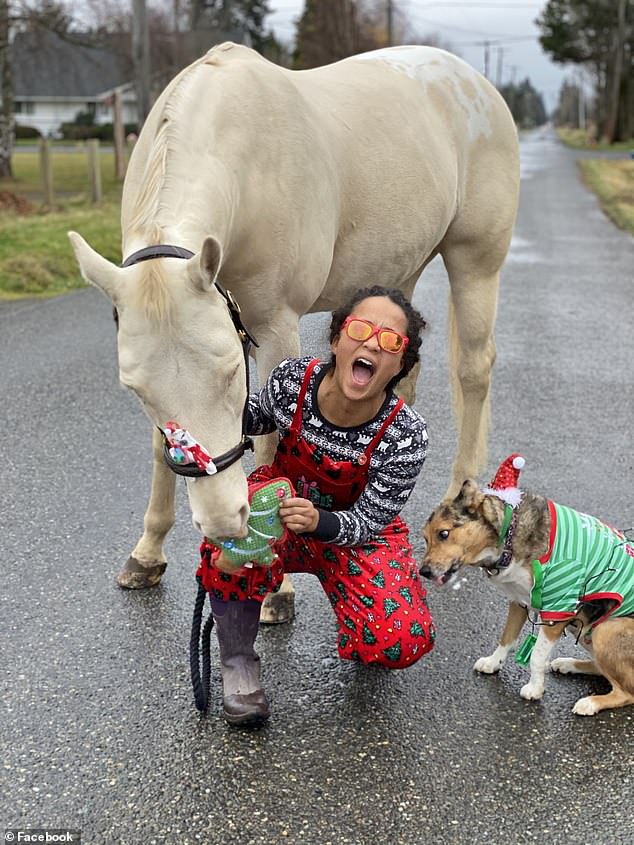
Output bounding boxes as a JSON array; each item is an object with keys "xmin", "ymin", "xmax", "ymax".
[{"xmin": 437, "ymin": 529, "xmax": 450, "ymax": 541}]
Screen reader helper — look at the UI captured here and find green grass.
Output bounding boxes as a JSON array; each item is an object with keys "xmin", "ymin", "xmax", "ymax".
[
  {"xmin": 557, "ymin": 127, "xmax": 634, "ymax": 153},
  {"xmin": 0, "ymin": 148, "xmax": 122, "ymax": 298},
  {"xmin": 577, "ymin": 159, "xmax": 634, "ymax": 236}
]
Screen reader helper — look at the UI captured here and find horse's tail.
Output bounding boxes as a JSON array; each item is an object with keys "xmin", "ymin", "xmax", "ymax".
[{"xmin": 447, "ymin": 295, "xmax": 490, "ymax": 477}]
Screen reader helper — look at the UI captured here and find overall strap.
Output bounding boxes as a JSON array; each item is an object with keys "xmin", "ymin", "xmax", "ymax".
[
  {"xmin": 290, "ymin": 359, "xmax": 321, "ymax": 433},
  {"xmin": 363, "ymin": 397, "xmax": 405, "ymax": 457}
]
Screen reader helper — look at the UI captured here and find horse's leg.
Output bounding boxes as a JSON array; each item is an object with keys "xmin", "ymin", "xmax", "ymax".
[
  {"xmin": 118, "ymin": 427, "xmax": 176, "ymax": 588},
  {"xmin": 393, "ymin": 263, "xmax": 436, "ymax": 405},
  {"xmin": 252, "ymin": 314, "xmax": 302, "ymax": 624},
  {"xmin": 441, "ymin": 244, "xmax": 504, "ymax": 497}
]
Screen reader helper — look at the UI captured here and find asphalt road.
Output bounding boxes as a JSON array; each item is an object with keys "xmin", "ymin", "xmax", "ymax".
[{"xmin": 2, "ymin": 128, "xmax": 633, "ymax": 845}]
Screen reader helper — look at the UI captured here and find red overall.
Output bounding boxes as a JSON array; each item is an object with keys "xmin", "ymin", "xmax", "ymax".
[{"xmin": 197, "ymin": 360, "xmax": 435, "ymax": 668}]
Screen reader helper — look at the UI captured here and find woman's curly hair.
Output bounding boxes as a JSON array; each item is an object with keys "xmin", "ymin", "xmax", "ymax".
[{"xmin": 328, "ymin": 285, "xmax": 427, "ymax": 392}]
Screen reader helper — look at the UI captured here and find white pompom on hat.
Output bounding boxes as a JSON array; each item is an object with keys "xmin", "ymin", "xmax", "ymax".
[{"xmin": 483, "ymin": 453, "xmax": 525, "ymax": 507}]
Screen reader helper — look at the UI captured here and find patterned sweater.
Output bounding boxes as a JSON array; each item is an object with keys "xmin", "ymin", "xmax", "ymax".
[
  {"xmin": 247, "ymin": 357, "xmax": 428, "ymax": 547},
  {"xmin": 531, "ymin": 501, "xmax": 634, "ymax": 626}
]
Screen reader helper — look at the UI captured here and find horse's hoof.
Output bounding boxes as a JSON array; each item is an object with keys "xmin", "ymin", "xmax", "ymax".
[
  {"xmin": 260, "ymin": 580, "xmax": 295, "ymax": 624},
  {"xmin": 117, "ymin": 556, "xmax": 167, "ymax": 589}
]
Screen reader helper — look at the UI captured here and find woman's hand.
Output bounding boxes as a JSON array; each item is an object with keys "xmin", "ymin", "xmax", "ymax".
[{"xmin": 279, "ymin": 496, "xmax": 319, "ymax": 534}]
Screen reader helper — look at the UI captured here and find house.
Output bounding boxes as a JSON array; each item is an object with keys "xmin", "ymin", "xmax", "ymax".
[
  {"xmin": 12, "ymin": 29, "xmax": 138, "ymax": 137},
  {"xmin": 9, "ymin": 27, "xmax": 252, "ymax": 139}
]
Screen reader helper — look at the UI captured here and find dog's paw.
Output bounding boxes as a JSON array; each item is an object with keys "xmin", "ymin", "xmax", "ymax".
[
  {"xmin": 520, "ymin": 682, "xmax": 544, "ymax": 700},
  {"xmin": 550, "ymin": 658, "xmax": 576, "ymax": 675},
  {"xmin": 572, "ymin": 696, "xmax": 599, "ymax": 716},
  {"xmin": 473, "ymin": 646, "xmax": 508, "ymax": 674},
  {"xmin": 473, "ymin": 656, "xmax": 502, "ymax": 674}
]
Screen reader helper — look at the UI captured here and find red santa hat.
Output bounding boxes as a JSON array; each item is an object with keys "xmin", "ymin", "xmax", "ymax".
[{"xmin": 483, "ymin": 453, "xmax": 525, "ymax": 507}]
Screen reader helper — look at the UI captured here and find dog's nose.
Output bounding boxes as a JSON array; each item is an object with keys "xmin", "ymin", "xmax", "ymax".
[{"xmin": 419, "ymin": 563, "xmax": 432, "ymax": 578}]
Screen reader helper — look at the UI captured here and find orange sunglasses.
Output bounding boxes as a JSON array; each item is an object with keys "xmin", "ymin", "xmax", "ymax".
[{"xmin": 342, "ymin": 317, "xmax": 409, "ymax": 354}]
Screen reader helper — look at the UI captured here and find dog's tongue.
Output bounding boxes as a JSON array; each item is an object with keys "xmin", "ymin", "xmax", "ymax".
[{"xmin": 352, "ymin": 362, "xmax": 372, "ymax": 385}]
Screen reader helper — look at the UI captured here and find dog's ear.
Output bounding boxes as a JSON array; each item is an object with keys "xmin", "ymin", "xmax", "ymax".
[
  {"xmin": 455, "ymin": 479, "xmax": 485, "ymax": 514},
  {"xmin": 480, "ymin": 496, "xmax": 503, "ymax": 530}
]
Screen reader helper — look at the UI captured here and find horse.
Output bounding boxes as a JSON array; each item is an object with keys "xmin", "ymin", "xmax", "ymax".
[{"xmin": 69, "ymin": 42, "xmax": 520, "ymax": 622}]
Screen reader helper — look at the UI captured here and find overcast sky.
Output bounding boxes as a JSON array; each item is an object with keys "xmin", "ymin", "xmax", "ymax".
[{"xmin": 266, "ymin": 1, "xmax": 576, "ymax": 112}]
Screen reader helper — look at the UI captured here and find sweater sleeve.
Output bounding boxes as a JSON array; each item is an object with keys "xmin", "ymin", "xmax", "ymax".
[{"xmin": 246, "ymin": 358, "xmax": 296, "ymax": 436}]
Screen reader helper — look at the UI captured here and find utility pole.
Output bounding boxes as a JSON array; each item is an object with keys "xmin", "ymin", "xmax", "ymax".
[
  {"xmin": 483, "ymin": 40, "xmax": 490, "ymax": 79},
  {"xmin": 577, "ymin": 69, "xmax": 585, "ymax": 132},
  {"xmin": 495, "ymin": 47, "xmax": 504, "ymax": 89},
  {"xmin": 132, "ymin": 0, "xmax": 151, "ymax": 127},
  {"xmin": 387, "ymin": 0, "xmax": 393, "ymax": 47}
]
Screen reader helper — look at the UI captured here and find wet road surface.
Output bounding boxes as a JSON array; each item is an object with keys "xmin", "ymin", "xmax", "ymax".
[{"xmin": 2, "ymin": 128, "xmax": 633, "ymax": 844}]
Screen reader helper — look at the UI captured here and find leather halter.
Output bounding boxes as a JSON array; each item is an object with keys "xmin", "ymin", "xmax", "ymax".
[{"xmin": 121, "ymin": 244, "xmax": 258, "ymax": 477}]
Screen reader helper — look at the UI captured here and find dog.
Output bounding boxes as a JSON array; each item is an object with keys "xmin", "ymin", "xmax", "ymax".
[{"xmin": 420, "ymin": 459, "xmax": 634, "ymax": 715}]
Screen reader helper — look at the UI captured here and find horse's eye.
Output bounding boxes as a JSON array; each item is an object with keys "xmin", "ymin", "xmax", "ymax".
[{"xmin": 438, "ymin": 529, "xmax": 450, "ymax": 541}]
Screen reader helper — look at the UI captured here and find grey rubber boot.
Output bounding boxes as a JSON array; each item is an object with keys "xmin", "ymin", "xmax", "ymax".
[{"xmin": 209, "ymin": 597, "xmax": 270, "ymax": 726}]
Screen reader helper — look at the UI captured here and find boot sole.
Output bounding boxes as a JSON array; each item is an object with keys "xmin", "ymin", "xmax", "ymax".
[{"xmin": 223, "ymin": 709, "xmax": 270, "ymax": 727}]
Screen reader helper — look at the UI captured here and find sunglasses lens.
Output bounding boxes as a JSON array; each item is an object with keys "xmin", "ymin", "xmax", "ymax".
[
  {"xmin": 346, "ymin": 319, "xmax": 372, "ymax": 341},
  {"xmin": 379, "ymin": 331, "xmax": 403, "ymax": 353}
]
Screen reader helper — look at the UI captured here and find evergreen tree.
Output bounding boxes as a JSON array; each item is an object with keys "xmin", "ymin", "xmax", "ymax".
[
  {"xmin": 499, "ymin": 78, "xmax": 548, "ymax": 128},
  {"xmin": 536, "ymin": 0, "xmax": 633, "ymax": 141},
  {"xmin": 188, "ymin": 0, "xmax": 274, "ymax": 51},
  {"xmin": 294, "ymin": 0, "xmax": 359, "ymax": 69}
]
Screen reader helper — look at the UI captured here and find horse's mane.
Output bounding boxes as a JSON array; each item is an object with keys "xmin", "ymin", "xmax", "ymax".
[{"xmin": 126, "ymin": 63, "xmax": 212, "ymax": 322}]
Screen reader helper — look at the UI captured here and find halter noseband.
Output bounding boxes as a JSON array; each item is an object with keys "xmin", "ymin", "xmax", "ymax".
[{"xmin": 121, "ymin": 244, "xmax": 258, "ymax": 477}]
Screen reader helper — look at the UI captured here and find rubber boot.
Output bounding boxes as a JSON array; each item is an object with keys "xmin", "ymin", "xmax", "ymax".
[{"xmin": 210, "ymin": 597, "xmax": 270, "ymax": 726}]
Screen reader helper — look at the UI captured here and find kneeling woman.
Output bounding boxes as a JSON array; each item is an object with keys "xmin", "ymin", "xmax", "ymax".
[{"xmin": 198, "ymin": 285, "xmax": 435, "ymax": 725}]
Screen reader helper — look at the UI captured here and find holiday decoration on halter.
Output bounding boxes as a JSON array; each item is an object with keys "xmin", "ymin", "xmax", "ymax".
[
  {"xmin": 484, "ymin": 453, "xmax": 525, "ymax": 507},
  {"xmin": 163, "ymin": 421, "xmax": 218, "ymax": 475},
  {"xmin": 210, "ymin": 477, "xmax": 294, "ymax": 566}
]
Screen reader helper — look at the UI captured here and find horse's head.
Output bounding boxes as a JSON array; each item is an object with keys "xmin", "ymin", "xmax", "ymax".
[{"xmin": 68, "ymin": 231, "xmax": 250, "ymax": 540}]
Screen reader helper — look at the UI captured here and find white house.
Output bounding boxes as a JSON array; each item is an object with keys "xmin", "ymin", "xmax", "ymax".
[{"xmin": 11, "ymin": 29, "xmax": 138, "ymax": 137}]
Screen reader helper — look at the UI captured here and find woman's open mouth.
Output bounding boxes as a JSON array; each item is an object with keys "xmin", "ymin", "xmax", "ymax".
[{"xmin": 351, "ymin": 357, "xmax": 376, "ymax": 386}]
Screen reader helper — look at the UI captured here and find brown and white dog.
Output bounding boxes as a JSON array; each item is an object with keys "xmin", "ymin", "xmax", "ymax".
[{"xmin": 420, "ymin": 471, "xmax": 634, "ymax": 715}]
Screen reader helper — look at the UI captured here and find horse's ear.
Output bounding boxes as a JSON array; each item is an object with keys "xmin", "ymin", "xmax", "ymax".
[
  {"xmin": 68, "ymin": 231, "xmax": 123, "ymax": 304},
  {"xmin": 190, "ymin": 236, "xmax": 223, "ymax": 292}
]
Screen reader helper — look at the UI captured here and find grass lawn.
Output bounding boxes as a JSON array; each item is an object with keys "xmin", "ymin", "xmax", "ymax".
[
  {"xmin": 577, "ymin": 159, "xmax": 634, "ymax": 236},
  {"xmin": 0, "ymin": 148, "xmax": 122, "ymax": 298},
  {"xmin": 557, "ymin": 127, "xmax": 634, "ymax": 153}
]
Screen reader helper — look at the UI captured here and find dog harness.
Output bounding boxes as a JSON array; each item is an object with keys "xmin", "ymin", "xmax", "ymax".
[{"xmin": 530, "ymin": 501, "xmax": 634, "ymax": 627}]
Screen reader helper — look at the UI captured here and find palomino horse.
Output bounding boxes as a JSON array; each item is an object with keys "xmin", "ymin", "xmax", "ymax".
[{"xmin": 69, "ymin": 42, "xmax": 519, "ymax": 621}]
